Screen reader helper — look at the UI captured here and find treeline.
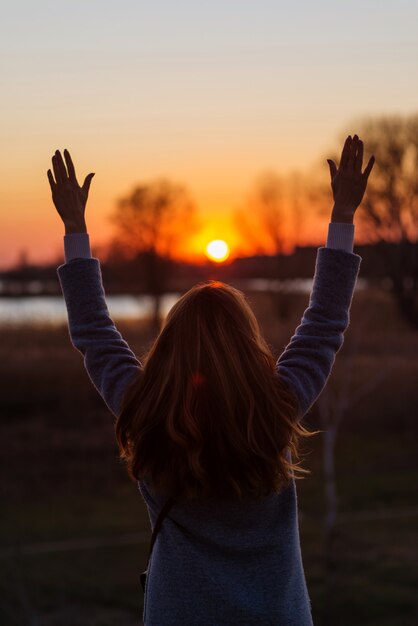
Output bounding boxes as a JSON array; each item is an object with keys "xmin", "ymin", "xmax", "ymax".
[{"xmin": 0, "ymin": 240, "xmax": 411, "ymax": 296}]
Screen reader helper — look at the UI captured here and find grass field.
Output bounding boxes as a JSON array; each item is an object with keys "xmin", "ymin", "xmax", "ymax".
[{"xmin": 0, "ymin": 287, "xmax": 417, "ymax": 625}]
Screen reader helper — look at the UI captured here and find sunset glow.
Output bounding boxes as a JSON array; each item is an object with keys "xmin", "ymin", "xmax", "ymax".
[
  {"xmin": 0, "ymin": 2, "xmax": 417, "ymax": 269},
  {"xmin": 205, "ymin": 240, "xmax": 230, "ymax": 263}
]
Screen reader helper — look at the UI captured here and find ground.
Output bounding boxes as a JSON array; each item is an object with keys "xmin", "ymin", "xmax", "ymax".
[{"xmin": 0, "ymin": 287, "xmax": 417, "ymax": 625}]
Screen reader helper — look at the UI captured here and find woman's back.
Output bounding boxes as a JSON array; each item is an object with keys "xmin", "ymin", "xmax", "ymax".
[{"xmin": 139, "ymin": 472, "xmax": 312, "ymax": 626}]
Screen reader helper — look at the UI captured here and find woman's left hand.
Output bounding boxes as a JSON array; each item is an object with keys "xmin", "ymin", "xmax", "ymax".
[{"xmin": 47, "ymin": 149, "xmax": 95, "ymax": 234}]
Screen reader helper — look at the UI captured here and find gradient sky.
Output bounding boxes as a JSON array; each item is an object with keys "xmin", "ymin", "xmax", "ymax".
[{"xmin": 1, "ymin": 0, "xmax": 417, "ymax": 267}]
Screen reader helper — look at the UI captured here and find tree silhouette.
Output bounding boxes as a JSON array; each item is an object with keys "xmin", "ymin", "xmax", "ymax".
[
  {"xmin": 317, "ymin": 312, "xmax": 391, "ymax": 604},
  {"xmin": 110, "ymin": 178, "xmax": 197, "ymax": 332},
  {"xmin": 234, "ymin": 171, "xmax": 304, "ymax": 321},
  {"xmin": 235, "ymin": 171, "xmax": 287, "ymax": 254}
]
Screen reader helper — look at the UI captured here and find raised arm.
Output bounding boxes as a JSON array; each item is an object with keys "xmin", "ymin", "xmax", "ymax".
[
  {"xmin": 48, "ymin": 149, "xmax": 142, "ymax": 417},
  {"xmin": 276, "ymin": 134, "xmax": 375, "ymax": 421}
]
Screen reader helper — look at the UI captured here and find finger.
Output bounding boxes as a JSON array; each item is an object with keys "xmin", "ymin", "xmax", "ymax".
[
  {"xmin": 340, "ymin": 135, "xmax": 352, "ymax": 170},
  {"xmin": 327, "ymin": 159, "xmax": 338, "ymax": 182},
  {"xmin": 355, "ymin": 139, "xmax": 364, "ymax": 174},
  {"xmin": 82, "ymin": 172, "xmax": 95, "ymax": 195},
  {"xmin": 55, "ymin": 150, "xmax": 68, "ymax": 181},
  {"xmin": 362, "ymin": 155, "xmax": 375, "ymax": 181},
  {"xmin": 347, "ymin": 134, "xmax": 358, "ymax": 170},
  {"xmin": 47, "ymin": 169, "xmax": 56, "ymax": 192},
  {"xmin": 64, "ymin": 149, "xmax": 77, "ymax": 182},
  {"xmin": 52, "ymin": 155, "xmax": 62, "ymax": 184}
]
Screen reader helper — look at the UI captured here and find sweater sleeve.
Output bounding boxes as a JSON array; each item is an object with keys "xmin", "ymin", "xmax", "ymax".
[
  {"xmin": 64, "ymin": 233, "xmax": 92, "ymax": 262},
  {"xmin": 276, "ymin": 246, "xmax": 361, "ymax": 421},
  {"xmin": 57, "ymin": 257, "xmax": 142, "ymax": 417},
  {"xmin": 325, "ymin": 222, "xmax": 354, "ymax": 252}
]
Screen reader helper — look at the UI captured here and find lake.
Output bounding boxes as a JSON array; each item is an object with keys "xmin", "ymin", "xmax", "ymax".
[{"xmin": 0, "ymin": 278, "xmax": 368, "ymax": 325}]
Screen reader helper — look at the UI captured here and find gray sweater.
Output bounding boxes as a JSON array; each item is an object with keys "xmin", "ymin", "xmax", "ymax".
[{"xmin": 57, "ymin": 224, "xmax": 361, "ymax": 625}]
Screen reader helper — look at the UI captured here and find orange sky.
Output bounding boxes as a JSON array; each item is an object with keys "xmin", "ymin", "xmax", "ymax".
[
  {"xmin": 0, "ymin": 138, "xmax": 333, "ymax": 268},
  {"xmin": 1, "ymin": 1, "xmax": 417, "ymax": 269}
]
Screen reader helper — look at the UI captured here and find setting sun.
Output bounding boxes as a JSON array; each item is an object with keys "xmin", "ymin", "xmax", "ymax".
[{"xmin": 205, "ymin": 239, "xmax": 230, "ymax": 263}]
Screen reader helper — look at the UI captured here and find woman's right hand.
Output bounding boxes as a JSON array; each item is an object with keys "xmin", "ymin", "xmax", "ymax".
[
  {"xmin": 327, "ymin": 134, "xmax": 375, "ymax": 223},
  {"xmin": 47, "ymin": 149, "xmax": 95, "ymax": 234}
]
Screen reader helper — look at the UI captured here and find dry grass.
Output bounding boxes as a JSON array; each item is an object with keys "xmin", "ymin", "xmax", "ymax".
[{"xmin": 0, "ymin": 288, "xmax": 417, "ymax": 625}]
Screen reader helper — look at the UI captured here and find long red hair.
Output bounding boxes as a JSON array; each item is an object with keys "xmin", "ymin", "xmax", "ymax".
[{"xmin": 115, "ymin": 281, "xmax": 318, "ymax": 503}]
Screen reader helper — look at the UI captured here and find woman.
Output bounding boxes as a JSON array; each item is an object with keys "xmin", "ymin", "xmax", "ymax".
[{"xmin": 48, "ymin": 135, "xmax": 374, "ymax": 625}]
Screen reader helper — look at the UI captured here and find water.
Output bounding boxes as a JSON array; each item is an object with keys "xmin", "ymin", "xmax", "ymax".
[
  {"xmin": 0, "ymin": 278, "xmax": 368, "ymax": 326},
  {"xmin": 0, "ymin": 294, "xmax": 180, "ymax": 326}
]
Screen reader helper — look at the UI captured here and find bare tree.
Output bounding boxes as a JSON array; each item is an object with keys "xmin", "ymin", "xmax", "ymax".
[
  {"xmin": 234, "ymin": 171, "xmax": 304, "ymax": 322},
  {"xmin": 329, "ymin": 115, "xmax": 418, "ymax": 328},
  {"xmin": 316, "ymin": 311, "xmax": 391, "ymax": 615},
  {"xmin": 109, "ymin": 178, "xmax": 198, "ymax": 332},
  {"xmin": 236, "ymin": 171, "xmax": 287, "ymax": 254},
  {"xmin": 288, "ymin": 171, "xmax": 304, "ymax": 249}
]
